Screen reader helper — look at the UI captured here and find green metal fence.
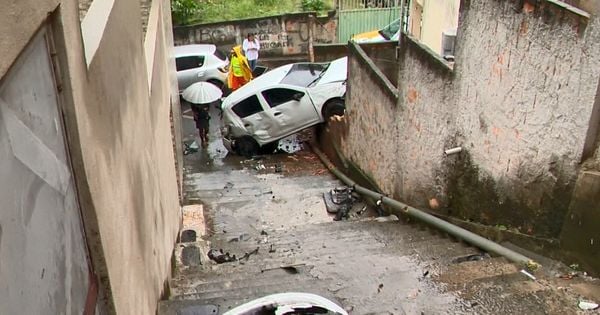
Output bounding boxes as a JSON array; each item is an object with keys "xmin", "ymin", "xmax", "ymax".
[{"xmin": 337, "ymin": 0, "xmax": 400, "ymax": 43}]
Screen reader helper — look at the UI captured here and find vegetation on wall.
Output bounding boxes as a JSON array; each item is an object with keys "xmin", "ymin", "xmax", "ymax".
[
  {"xmin": 171, "ymin": 0, "xmax": 334, "ymax": 25},
  {"xmin": 171, "ymin": 0, "xmax": 200, "ymax": 25}
]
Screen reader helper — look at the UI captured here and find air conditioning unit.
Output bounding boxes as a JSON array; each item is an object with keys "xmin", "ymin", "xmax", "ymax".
[{"xmin": 441, "ymin": 29, "xmax": 457, "ymax": 61}]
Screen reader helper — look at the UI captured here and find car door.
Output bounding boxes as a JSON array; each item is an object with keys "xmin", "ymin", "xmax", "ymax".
[
  {"xmin": 175, "ymin": 55, "xmax": 206, "ymax": 90},
  {"xmin": 230, "ymin": 95, "xmax": 276, "ymax": 143},
  {"xmin": 260, "ymin": 87, "xmax": 320, "ymax": 139}
]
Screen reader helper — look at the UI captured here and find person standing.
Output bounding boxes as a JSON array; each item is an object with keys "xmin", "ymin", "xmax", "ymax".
[
  {"xmin": 242, "ymin": 33, "xmax": 260, "ymax": 71},
  {"xmin": 227, "ymin": 45, "xmax": 253, "ymax": 91},
  {"xmin": 191, "ymin": 103, "xmax": 211, "ymax": 148}
]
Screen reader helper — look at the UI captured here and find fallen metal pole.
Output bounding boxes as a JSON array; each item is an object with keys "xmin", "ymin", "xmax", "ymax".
[{"xmin": 312, "ymin": 146, "xmax": 539, "ymax": 270}]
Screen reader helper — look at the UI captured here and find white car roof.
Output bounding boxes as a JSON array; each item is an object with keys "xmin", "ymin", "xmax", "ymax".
[
  {"xmin": 174, "ymin": 44, "xmax": 216, "ymax": 57},
  {"xmin": 317, "ymin": 57, "xmax": 347, "ymax": 85},
  {"xmin": 223, "ymin": 57, "xmax": 347, "ymax": 107}
]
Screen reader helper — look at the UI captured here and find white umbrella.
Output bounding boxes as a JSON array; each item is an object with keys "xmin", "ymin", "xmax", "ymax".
[{"xmin": 182, "ymin": 82, "xmax": 223, "ymax": 105}]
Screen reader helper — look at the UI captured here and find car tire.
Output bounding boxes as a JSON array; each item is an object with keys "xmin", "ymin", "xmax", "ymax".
[
  {"xmin": 323, "ymin": 99, "xmax": 346, "ymax": 122},
  {"xmin": 259, "ymin": 141, "xmax": 279, "ymax": 154},
  {"xmin": 235, "ymin": 136, "xmax": 259, "ymax": 158}
]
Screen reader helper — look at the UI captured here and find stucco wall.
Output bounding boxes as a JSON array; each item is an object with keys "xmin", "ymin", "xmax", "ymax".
[
  {"xmin": 450, "ymin": 0, "xmax": 600, "ymax": 236},
  {"xmin": 0, "ymin": 29, "xmax": 90, "ymax": 315},
  {"xmin": 68, "ymin": 0, "xmax": 181, "ymax": 312},
  {"xmin": 173, "ymin": 13, "xmax": 337, "ymax": 59},
  {"xmin": 341, "ymin": 0, "xmax": 600, "ymax": 238},
  {"xmin": 1, "ymin": 0, "xmax": 181, "ymax": 313}
]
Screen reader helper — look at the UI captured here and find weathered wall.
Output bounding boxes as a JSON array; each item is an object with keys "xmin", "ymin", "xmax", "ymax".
[
  {"xmin": 340, "ymin": 43, "xmax": 399, "ymax": 194},
  {"xmin": 314, "ymin": 43, "xmax": 348, "ymax": 62},
  {"xmin": 361, "ymin": 41, "xmax": 400, "ymax": 87},
  {"xmin": 0, "ymin": 0, "xmax": 181, "ymax": 313},
  {"xmin": 450, "ymin": 0, "xmax": 600, "ymax": 237},
  {"xmin": 0, "ymin": 29, "xmax": 89, "ymax": 315},
  {"xmin": 173, "ymin": 13, "xmax": 337, "ymax": 59},
  {"xmin": 341, "ymin": 0, "xmax": 600, "ymax": 239},
  {"xmin": 560, "ymin": 171, "xmax": 600, "ymax": 274}
]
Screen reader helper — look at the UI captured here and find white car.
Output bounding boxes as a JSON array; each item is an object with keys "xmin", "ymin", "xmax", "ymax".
[
  {"xmin": 221, "ymin": 57, "xmax": 348, "ymax": 157},
  {"xmin": 174, "ymin": 44, "xmax": 229, "ymax": 92}
]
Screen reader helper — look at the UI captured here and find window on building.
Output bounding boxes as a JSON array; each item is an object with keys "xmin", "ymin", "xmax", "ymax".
[
  {"xmin": 232, "ymin": 95, "xmax": 264, "ymax": 118},
  {"xmin": 262, "ymin": 88, "xmax": 303, "ymax": 108},
  {"xmin": 175, "ymin": 56, "xmax": 205, "ymax": 71}
]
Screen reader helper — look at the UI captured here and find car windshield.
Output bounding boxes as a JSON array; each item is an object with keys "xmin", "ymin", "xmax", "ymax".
[
  {"xmin": 280, "ymin": 63, "xmax": 329, "ymax": 87},
  {"xmin": 379, "ymin": 19, "xmax": 400, "ymax": 40}
]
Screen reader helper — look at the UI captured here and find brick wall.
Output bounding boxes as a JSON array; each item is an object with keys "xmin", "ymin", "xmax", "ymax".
[{"xmin": 341, "ymin": 0, "xmax": 600, "ymax": 238}]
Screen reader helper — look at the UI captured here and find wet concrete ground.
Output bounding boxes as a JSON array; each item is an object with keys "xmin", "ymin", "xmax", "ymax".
[{"xmin": 160, "ymin": 107, "xmax": 600, "ymax": 314}]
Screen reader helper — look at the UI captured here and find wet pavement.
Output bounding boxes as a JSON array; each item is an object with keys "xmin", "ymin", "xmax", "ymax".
[{"xmin": 160, "ymin": 106, "xmax": 600, "ymax": 314}]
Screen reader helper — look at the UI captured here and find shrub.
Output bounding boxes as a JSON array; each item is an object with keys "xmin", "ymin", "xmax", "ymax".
[
  {"xmin": 171, "ymin": 0, "xmax": 200, "ymax": 25},
  {"xmin": 301, "ymin": 0, "xmax": 325, "ymax": 12}
]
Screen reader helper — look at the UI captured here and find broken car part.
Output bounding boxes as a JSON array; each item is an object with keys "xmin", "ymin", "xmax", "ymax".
[
  {"xmin": 222, "ymin": 292, "xmax": 348, "ymax": 315},
  {"xmin": 312, "ymin": 146, "xmax": 540, "ymax": 270}
]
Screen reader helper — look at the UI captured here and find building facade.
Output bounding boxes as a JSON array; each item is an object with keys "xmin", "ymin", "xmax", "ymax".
[{"xmin": 0, "ymin": 0, "xmax": 182, "ymax": 313}]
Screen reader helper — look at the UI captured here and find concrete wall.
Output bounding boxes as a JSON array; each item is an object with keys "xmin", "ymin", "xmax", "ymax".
[
  {"xmin": 0, "ymin": 0, "xmax": 181, "ymax": 313},
  {"xmin": 0, "ymin": 29, "xmax": 90, "ymax": 315},
  {"xmin": 340, "ymin": 0, "xmax": 600, "ymax": 239},
  {"xmin": 173, "ymin": 13, "xmax": 337, "ymax": 60}
]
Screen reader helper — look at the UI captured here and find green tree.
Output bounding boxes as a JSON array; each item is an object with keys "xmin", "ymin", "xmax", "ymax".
[
  {"xmin": 171, "ymin": 0, "xmax": 200, "ymax": 25},
  {"xmin": 301, "ymin": 0, "xmax": 325, "ymax": 11}
]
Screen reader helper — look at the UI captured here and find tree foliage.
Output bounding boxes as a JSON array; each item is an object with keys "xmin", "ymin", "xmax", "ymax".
[
  {"xmin": 301, "ymin": 0, "xmax": 325, "ymax": 11},
  {"xmin": 171, "ymin": 0, "xmax": 200, "ymax": 25}
]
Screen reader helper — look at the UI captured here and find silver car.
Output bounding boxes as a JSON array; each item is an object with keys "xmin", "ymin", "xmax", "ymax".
[
  {"xmin": 221, "ymin": 57, "xmax": 347, "ymax": 157},
  {"xmin": 174, "ymin": 44, "xmax": 229, "ymax": 92}
]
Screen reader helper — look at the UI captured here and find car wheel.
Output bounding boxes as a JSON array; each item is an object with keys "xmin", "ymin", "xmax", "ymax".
[
  {"xmin": 235, "ymin": 136, "xmax": 259, "ymax": 158},
  {"xmin": 259, "ymin": 141, "xmax": 279, "ymax": 154},
  {"xmin": 323, "ymin": 99, "xmax": 346, "ymax": 122}
]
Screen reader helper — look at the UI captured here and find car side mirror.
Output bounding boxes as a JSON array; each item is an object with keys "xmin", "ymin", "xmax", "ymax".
[{"xmin": 292, "ymin": 92, "xmax": 304, "ymax": 101}]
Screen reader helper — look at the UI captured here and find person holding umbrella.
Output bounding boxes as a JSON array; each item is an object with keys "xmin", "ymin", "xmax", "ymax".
[{"xmin": 182, "ymin": 82, "xmax": 223, "ymax": 148}]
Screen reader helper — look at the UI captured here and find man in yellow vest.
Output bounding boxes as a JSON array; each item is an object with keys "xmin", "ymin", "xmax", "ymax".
[{"xmin": 227, "ymin": 45, "xmax": 253, "ymax": 91}]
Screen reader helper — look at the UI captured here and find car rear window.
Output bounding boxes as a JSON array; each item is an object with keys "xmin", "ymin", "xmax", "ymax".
[
  {"xmin": 232, "ymin": 95, "xmax": 263, "ymax": 118},
  {"xmin": 176, "ymin": 56, "xmax": 205, "ymax": 71},
  {"xmin": 213, "ymin": 49, "xmax": 227, "ymax": 61},
  {"xmin": 280, "ymin": 63, "xmax": 328, "ymax": 87}
]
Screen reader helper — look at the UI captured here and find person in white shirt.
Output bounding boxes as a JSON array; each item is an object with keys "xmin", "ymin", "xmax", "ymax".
[{"xmin": 242, "ymin": 33, "xmax": 260, "ymax": 71}]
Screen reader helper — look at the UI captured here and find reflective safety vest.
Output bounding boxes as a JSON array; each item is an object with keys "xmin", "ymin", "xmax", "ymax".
[{"xmin": 231, "ymin": 56, "xmax": 243, "ymax": 77}]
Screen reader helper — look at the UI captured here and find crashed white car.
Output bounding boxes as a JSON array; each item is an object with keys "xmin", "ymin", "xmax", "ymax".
[{"xmin": 221, "ymin": 57, "xmax": 347, "ymax": 157}]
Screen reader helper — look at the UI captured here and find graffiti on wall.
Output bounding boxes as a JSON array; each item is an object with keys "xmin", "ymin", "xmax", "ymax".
[{"xmin": 174, "ymin": 13, "xmax": 337, "ymax": 57}]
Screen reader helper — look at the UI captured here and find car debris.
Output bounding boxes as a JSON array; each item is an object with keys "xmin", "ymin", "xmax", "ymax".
[
  {"xmin": 183, "ymin": 141, "xmax": 199, "ymax": 155},
  {"xmin": 239, "ymin": 247, "xmax": 259, "ymax": 261},
  {"xmin": 520, "ymin": 269, "xmax": 537, "ymax": 281},
  {"xmin": 452, "ymin": 253, "xmax": 491, "ymax": 264},
  {"xmin": 323, "ymin": 186, "xmax": 358, "ymax": 221},
  {"xmin": 207, "ymin": 249, "xmax": 237, "ymax": 264},
  {"xmin": 278, "ymin": 134, "xmax": 304, "ymax": 154},
  {"xmin": 578, "ymin": 301, "xmax": 599, "ymax": 310},
  {"xmin": 222, "ymin": 292, "xmax": 348, "ymax": 315}
]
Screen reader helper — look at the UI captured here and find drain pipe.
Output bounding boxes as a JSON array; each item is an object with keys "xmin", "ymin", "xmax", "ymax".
[{"xmin": 312, "ymin": 146, "xmax": 539, "ymax": 270}]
